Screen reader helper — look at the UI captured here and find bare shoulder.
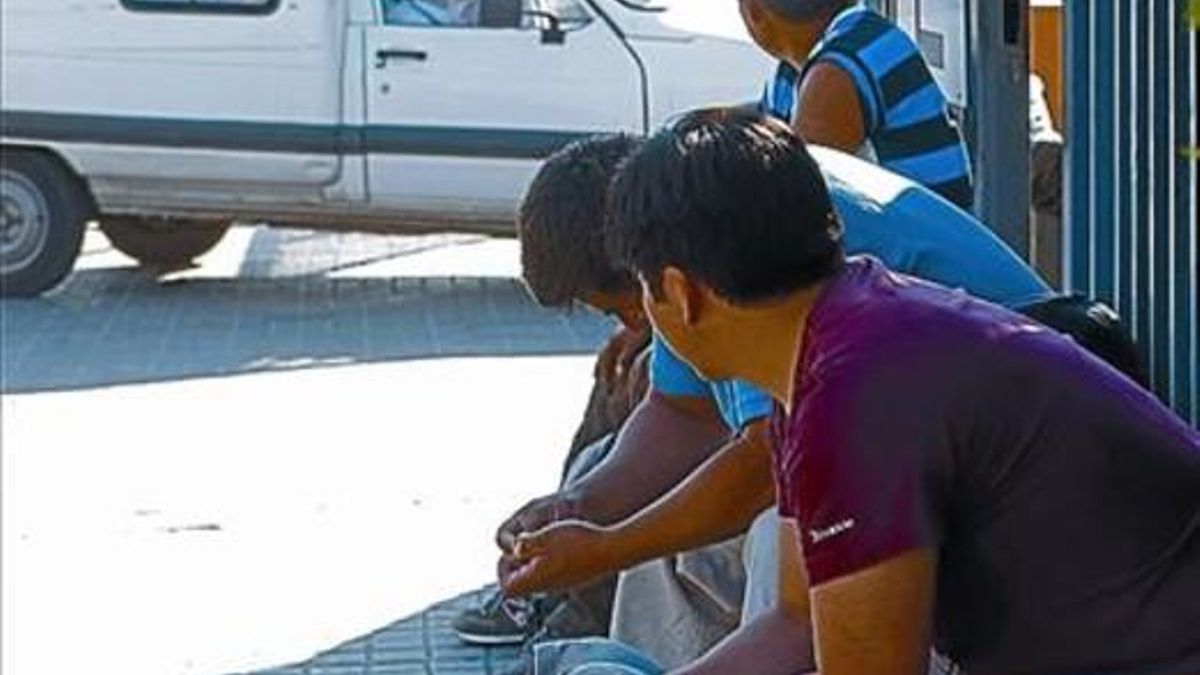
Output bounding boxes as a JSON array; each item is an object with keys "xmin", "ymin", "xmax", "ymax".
[{"xmin": 794, "ymin": 61, "xmax": 867, "ymax": 152}]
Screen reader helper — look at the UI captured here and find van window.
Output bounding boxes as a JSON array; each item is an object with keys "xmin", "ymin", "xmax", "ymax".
[
  {"xmin": 382, "ymin": 0, "xmax": 588, "ymax": 29},
  {"xmin": 121, "ymin": 0, "xmax": 280, "ymax": 14},
  {"xmin": 383, "ymin": 0, "xmax": 481, "ymax": 26}
]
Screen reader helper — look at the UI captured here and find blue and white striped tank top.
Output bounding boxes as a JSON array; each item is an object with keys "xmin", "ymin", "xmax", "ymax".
[{"xmin": 761, "ymin": 4, "xmax": 974, "ymax": 210}]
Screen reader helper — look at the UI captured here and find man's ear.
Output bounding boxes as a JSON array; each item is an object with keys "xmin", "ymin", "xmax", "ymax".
[
  {"xmin": 739, "ymin": 0, "xmax": 763, "ymax": 22},
  {"xmin": 661, "ymin": 266, "xmax": 703, "ymax": 326}
]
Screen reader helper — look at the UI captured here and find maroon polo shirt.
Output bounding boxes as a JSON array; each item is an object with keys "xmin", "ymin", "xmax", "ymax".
[{"xmin": 772, "ymin": 257, "xmax": 1200, "ymax": 674}]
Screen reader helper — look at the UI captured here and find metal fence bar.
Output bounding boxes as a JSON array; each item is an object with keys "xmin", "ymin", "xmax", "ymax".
[
  {"xmin": 1094, "ymin": 1, "xmax": 1116, "ymax": 301},
  {"xmin": 1171, "ymin": 4, "xmax": 1197, "ymax": 417},
  {"xmin": 1065, "ymin": 0, "xmax": 1198, "ymax": 426},
  {"xmin": 1134, "ymin": 0, "xmax": 1153, "ymax": 351},
  {"xmin": 1065, "ymin": 0, "xmax": 1091, "ymax": 293},
  {"xmin": 1115, "ymin": 0, "xmax": 1133, "ymax": 322},
  {"xmin": 1150, "ymin": 0, "xmax": 1171, "ymax": 395}
]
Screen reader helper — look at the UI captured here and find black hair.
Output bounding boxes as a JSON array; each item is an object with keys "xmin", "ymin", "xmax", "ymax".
[
  {"xmin": 518, "ymin": 134, "xmax": 643, "ymax": 307},
  {"xmin": 605, "ymin": 107, "xmax": 844, "ymax": 304}
]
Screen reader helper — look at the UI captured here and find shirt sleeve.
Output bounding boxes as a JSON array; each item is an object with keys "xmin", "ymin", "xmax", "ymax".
[
  {"xmin": 650, "ymin": 336, "xmax": 772, "ymax": 432},
  {"xmin": 761, "ymin": 61, "xmax": 799, "ymax": 122},
  {"xmin": 777, "ymin": 353, "xmax": 948, "ymax": 587},
  {"xmin": 719, "ymin": 380, "xmax": 774, "ymax": 430},
  {"xmin": 649, "ymin": 333, "xmax": 714, "ymax": 400}
]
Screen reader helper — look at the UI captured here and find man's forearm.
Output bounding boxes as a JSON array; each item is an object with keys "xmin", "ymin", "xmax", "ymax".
[
  {"xmin": 671, "ymin": 607, "xmax": 815, "ymax": 675},
  {"xmin": 603, "ymin": 420, "xmax": 775, "ymax": 572},
  {"xmin": 674, "ymin": 519, "xmax": 817, "ymax": 674},
  {"xmin": 566, "ymin": 391, "xmax": 728, "ymax": 524}
]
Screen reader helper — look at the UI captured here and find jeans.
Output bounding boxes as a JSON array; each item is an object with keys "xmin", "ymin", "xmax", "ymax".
[{"xmin": 533, "ymin": 637, "xmax": 664, "ymax": 675}]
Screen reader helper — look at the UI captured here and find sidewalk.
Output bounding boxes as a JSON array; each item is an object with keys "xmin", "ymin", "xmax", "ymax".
[
  {"xmin": 1, "ymin": 227, "xmax": 606, "ymax": 675},
  {"xmin": 245, "ymin": 587, "xmax": 522, "ymax": 675}
]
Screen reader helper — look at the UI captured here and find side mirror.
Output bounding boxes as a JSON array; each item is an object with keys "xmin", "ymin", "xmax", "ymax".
[{"xmin": 522, "ymin": 9, "xmax": 566, "ymax": 45}]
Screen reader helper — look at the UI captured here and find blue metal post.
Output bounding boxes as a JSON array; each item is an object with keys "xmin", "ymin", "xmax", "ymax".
[{"xmin": 1171, "ymin": 1, "xmax": 1197, "ymax": 420}]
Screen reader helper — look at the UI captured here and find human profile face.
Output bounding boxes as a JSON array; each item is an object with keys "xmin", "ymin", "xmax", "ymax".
[
  {"xmin": 638, "ymin": 268, "xmax": 739, "ymax": 382},
  {"xmin": 582, "ymin": 290, "xmax": 648, "ymax": 331}
]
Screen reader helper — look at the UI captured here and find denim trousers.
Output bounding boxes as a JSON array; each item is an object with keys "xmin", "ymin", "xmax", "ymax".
[{"xmin": 532, "ymin": 637, "xmax": 664, "ymax": 675}]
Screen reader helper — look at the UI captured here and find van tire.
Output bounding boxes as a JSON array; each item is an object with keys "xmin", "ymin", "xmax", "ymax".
[
  {"xmin": 0, "ymin": 150, "xmax": 92, "ymax": 297},
  {"xmin": 100, "ymin": 217, "xmax": 231, "ymax": 268}
]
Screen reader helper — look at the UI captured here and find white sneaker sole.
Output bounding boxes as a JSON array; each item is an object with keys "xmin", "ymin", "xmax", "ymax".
[{"xmin": 453, "ymin": 629, "xmax": 527, "ymax": 646}]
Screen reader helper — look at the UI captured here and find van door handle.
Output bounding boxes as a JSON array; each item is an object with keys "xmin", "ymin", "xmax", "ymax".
[{"xmin": 376, "ymin": 48, "xmax": 428, "ymax": 68}]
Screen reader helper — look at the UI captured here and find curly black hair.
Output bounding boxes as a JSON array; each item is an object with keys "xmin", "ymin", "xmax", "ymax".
[{"xmin": 518, "ymin": 134, "xmax": 642, "ymax": 307}]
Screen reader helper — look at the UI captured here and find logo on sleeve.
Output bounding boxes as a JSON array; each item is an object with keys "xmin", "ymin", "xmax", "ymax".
[{"xmin": 809, "ymin": 518, "xmax": 856, "ymax": 545}]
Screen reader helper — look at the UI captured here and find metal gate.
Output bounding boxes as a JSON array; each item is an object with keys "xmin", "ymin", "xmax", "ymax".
[{"xmin": 1065, "ymin": 0, "xmax": 1198, "ymax": 425}]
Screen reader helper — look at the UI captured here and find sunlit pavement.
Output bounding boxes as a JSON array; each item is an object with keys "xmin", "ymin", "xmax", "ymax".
[{"xmin": 1, "ymin": 225, "xmax": 613, "ymax": 675}]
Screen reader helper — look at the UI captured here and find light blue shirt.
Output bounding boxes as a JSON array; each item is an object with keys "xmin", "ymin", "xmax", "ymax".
[{"xmin": 651, "ymin": 147, "xmax": 1053, "ymax": 431}]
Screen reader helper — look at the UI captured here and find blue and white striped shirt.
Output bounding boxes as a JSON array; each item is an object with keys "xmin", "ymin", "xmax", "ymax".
[{"xmin": 761, "ymin": 4, "xmax": 974, "ymax": 209}]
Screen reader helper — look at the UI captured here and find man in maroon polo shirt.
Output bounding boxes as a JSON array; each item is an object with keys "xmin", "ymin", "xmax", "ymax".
[{"xmin": 506, "ymin": 109, "xmax": 1200, "ymax": 674}]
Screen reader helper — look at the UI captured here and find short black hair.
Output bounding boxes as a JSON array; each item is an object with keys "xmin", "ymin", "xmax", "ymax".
[
  {"xmin": 518, "ymin": 134, "xmax": 642, "ymax": 307},
  {"xmin": 606, "ymin": 107, "xmax": 844, "ymax": 304}
]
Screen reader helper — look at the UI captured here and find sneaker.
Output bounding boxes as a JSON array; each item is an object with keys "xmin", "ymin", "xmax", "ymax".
[
  {"xmin": 497, "ymin": 595, "xmax": 612, "ymax": 675},
  {"xmin": 452, "ymin": 590, "xmax": 543, "ymax": 646}
]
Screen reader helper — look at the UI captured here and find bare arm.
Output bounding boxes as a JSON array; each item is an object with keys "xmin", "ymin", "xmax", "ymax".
[
  {"xmin": 809, "ymin": 549, "xmax": 936, "ymax": 675},
  {"xmin": 501, "ymin": 419, "xmax": 773, "ymax": 596},
  {"xmin": 669, "ymin": 537, "xmax": 937, "ymax": 675},
  {"xmin": 604, "ymin": 418, "xmax": 774, "ymax": 562},
  {"xmin": 495, "ymin": 388, "xmax": 726, "ymax": 555},
  {"xmin": 565, "ymin": 390, "xmax": 728, "ymax": 524},
  {"xmin": 794, "ymin": 61, "xmax": 868, "ymax": 153},
  {"xmin": 670, "ymin": 519, "xmax": 817, "ymax": 675}
]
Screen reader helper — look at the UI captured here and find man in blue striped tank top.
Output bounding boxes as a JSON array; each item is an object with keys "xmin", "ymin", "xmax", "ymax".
[{"xmin": 744, "ymin": 1, "xmax": 975, "ymax": 210}]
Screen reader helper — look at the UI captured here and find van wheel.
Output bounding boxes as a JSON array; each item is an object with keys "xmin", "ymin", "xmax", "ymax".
[
  {"xmin": 0, "ymin": 150, "xmax": 92, "ymax": 297},
  {"xmin": 100, "ymin": 217, "xmax": 231, "ymax": 268}
]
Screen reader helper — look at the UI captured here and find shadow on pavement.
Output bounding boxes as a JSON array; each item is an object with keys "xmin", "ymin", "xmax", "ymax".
[
  {"xmin": 239, "ymin": 586, "xmax": 522, "ymax": 675},
  {"xmin": 0, "ymin": 268, "xmax": 610, "ymax": 394}
]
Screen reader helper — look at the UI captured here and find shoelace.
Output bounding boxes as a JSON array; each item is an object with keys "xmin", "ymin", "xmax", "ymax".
[{"xmin": 483, "ymin": 591, "xmax": 537, "ymax": 629}]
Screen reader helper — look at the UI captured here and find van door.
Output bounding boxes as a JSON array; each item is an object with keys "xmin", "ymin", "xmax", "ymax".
[
  {"xmin": 2, "ymin": 1, "xmax": 345, "ymax": 193},
  {"xmin": 362, "ymin": 0, "xmax": 642, "ymax": 225}
]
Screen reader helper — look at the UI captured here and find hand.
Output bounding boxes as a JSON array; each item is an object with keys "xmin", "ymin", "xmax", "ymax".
[
  {"xmin": 495, "ymin": 492, "xmax": 584, "ymax": 554},
  {"xmin": 594, "ymin": 324, "xmax": 651, "ymax": 387},
  {"xmin": 500, "ymin": 519, "xmax": 617, "ymax": 597}
]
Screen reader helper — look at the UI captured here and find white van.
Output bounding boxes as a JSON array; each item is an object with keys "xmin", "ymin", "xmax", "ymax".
[{"xmin": 0, "ymin": 0, "xmax": 770, "ymax": 296}]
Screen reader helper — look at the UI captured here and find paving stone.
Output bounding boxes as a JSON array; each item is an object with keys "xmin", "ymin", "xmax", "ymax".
[
  {"xmin": 313, "ymin": 651, "xmax": 370, "ymax": 666},
  {"xmin": 3, "ymin": 229, "xmax": 592, "ymax": 674},
  {"xmin": 369, "ymin": 651, "xmax": 427, "ymax": 666},
  {"xmin": 242, "ymin": 588, "xmax": 522, "ymax": 675},
  {"xmin": 360, "ymin": 666, "xmax": 429, "ymax": 675},
  {"xmin": 309, "ymin": 666, "xmax": 373, "ymax": 675},
  {"xmin": 1, "ymin": 233, "xmax": 612, "ymax": 394}
]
